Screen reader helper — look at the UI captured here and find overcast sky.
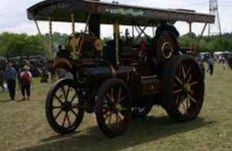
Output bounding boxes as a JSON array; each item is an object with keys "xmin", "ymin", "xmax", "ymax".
[{"xmin": 0, "ymin": 0, "xmax": 231, "ymax": 36}]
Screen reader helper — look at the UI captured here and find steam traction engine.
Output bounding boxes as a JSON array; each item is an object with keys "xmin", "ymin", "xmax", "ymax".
[{"xmin": 27, "ymin": 0, "xmax": 214, "ymax": 138}]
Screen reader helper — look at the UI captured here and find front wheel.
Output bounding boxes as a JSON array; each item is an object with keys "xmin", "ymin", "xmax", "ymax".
[
  {"xmin": 95, "ymin": 78, "xmax": 132, "ymax": 138},
  {"xmin": 46, "ymin": 79, "xmax": 84, "ymax": 134},
  {"xmin": 161, "ymin": 55, "xmax": 205, "ymax": 121}
]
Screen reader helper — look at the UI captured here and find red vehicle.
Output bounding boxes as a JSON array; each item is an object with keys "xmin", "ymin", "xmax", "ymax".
[{"xmin": 27, "ymin": 0, "xmax": 214, "ymax": 138}]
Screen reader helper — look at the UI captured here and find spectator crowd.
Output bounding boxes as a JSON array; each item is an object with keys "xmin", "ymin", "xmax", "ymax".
[
  {"xmin": 0, "ymin": 61, "xmax": 33, "ymax": 101},
  {"xmin": 0, "ymin": 59, "xmax": 70, "ymax": 101}
]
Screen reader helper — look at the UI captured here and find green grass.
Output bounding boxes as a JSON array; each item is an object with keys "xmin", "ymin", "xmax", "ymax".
[{"xmin": 0, "ymin": 64, "xmax": 232, "ymax": 151}]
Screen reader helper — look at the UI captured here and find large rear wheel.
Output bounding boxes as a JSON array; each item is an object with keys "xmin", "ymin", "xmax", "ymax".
[{"xmin": 162, "ymin": 55, "xmax": 204, "ymax": 121}]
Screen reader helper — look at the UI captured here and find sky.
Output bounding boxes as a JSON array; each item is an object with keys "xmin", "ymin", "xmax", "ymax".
[{"xmin": 0, "ymin": 0, "xmax": 231, "ymax": 37}]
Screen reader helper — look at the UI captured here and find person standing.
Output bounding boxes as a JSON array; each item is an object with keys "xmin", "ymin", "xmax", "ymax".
[
  {"xmin": 0, "ymin": 67, "xmax": 5, "ymax": 92},
  {"xmin": 4, "ymin": 63, "xmax": 18, "ymax": 100},
  {"xmin": 207, "ymin": 56, "xmax": 214, "ymax": 75},
  {"xmin": 196, "ymin": 56, "xmax": 205, "ymax": 79},
  {"xmin": 40, "ymin": 67, "xmax": 49, "ymax": 83},
  {"xmin": 222, "ymin": 57, "xmax": 228, "ymax": 70},
  {"xmin": 20, "ymin": 66, "xmax": 32, "ymax": 100}
]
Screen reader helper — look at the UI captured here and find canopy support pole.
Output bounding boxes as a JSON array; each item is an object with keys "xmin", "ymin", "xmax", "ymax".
[
  {"xmin": 196, "ymin": 23, "xmax": 208, "ymax": 52},
  {"xmin": 71, "ymin": 14, "xmax": 76, "ymax": 35},
  {"xmin": 70, "ymin": 13, "xmax": 78, "ymax": 60},
  {"xmin": 34, "ymin": 20, "xmax": 42, "ymax": 36},
  {"xmin": 132, "ymin": 20, "xmax": 135, "ymax": 39},
  {"xmin": 34, "ymin": 20, "xmax": 51, "ymax": 60},
  {"xmin": 132, "ymin": 25, "xmax": 135, "ymax": 39},
  {"xmin": 48, "ymin": 17, "xmax": 53, "ymax": 60},
  {"xmin": 113, "ymin": 20, "xmax": 120, "ymax": 65},
  {"xmin": 189, "ymin": 22, "xmax": 193, "ymax": 53}
]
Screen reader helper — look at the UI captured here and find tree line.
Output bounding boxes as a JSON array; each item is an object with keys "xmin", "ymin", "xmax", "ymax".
[
  {"xmin": 179, "ymin": 33, "xmax": 232, "ymax": 53},
  {"xmin": 0, "ymin": 32, "xmax": 68, "ymax": 58},
  {"xmin": 0, "ymin": 32, "xmax": 232, "ymax": 58}
]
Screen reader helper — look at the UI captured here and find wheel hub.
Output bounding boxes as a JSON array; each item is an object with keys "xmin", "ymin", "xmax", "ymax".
[
  {"xmin": 162, "ymin": 42, "xmax": 174, "ymax": 59},
  {"xmin": 61, "ymin": 101, "xmax": 72, "ymax": 112},
  {"xmin": 183, "ymin": 83, "xmax": 192, "ymax": 95},
  {"xmin": 115, "ymin": 103, "xmax": 122, "ymax": 111}
]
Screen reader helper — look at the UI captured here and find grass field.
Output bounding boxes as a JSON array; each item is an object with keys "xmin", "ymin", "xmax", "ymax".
[{"xmin": 0, "ymin": 64, "xmax": 232, "ymax": 151}]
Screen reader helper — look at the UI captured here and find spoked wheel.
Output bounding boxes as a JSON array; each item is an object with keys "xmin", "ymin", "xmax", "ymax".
[
  {"xmin": 162, "ymin": 55, "xmax": 204, "ymax": 121},
  {"xmin": 132, "ymin": 106, "xmax": 152, "ymax": 119},
  {"xmin": 46, "ymin": 79, "xmax": 84, "ymax": 134},
  {"xmin": 95, "ymin": 78, "xmax": 131, "ymax": 138},
  {"xmin": 155, "ymin": 31, "xmax": 179, "ymax": 66}
]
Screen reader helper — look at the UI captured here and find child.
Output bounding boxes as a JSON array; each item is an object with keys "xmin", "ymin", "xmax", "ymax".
[{"xmin": 20, "ymin": 66, "xmax": 32, "ymax": 100}]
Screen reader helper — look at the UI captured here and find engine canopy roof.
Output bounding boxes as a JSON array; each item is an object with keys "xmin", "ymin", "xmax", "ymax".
[{"xmin": 27, "ymin": 0, "xmax": 215, "ymax": 26}]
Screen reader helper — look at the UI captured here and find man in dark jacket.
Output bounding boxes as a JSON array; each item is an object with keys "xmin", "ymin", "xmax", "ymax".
[
  {"xmin": 207, "ymin": 56, "xmax": 214, "ymax": 75},
  {"xmin": 4, "ymin": 63, "xmax": 18, "ymax": 100}
]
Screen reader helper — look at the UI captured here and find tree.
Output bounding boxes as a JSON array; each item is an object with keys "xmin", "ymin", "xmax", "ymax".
[
  {"xmin": 0, "ymin": 32, "xmax": 68, "ymax": 58},
  {"xmin": 179, "ymin": 33, "xmax": 232, "ymax": 53}
]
